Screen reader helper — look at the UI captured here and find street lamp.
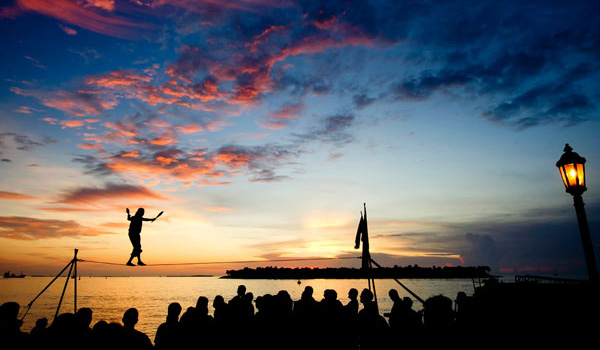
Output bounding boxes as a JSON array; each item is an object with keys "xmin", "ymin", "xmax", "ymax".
[{"xmin": 556, "ymin": 143, "xmax": 599, "ymax": 283}]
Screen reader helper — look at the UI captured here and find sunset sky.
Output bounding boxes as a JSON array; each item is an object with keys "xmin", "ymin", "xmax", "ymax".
[{"xmin": 1, "ymin": 0, "xmax": 599, "ymax": 277}]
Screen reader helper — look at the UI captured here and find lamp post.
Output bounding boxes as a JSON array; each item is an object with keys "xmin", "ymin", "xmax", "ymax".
[{"xmin": 556, "ymin": 143, "xmax": 599, "ymax": 284}]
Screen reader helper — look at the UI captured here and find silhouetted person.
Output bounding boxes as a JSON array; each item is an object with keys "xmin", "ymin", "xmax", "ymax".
[
  {"xmin": 344, "ymin": 288, "xmax": 359, "ymax": 315},
  {"xmin": 91, "ymin": 320, "xmax": 110, "ymax": 350},
  {"xmin": 342, "ymin": 288, "xmax": 359, "ymax": 350},
  {"xmin": 213, "ymin": 295, "xmax": 231, "ymax": 327},
  {"xmin": 121, "ymin": 308, "xmax": 152, "ymax": 350},
  {"xmin": 293, "ymin": 286, "xmax": 319, "ymax": 349},
  {"xmin": 319, "ymin": 289, "xmax": 344, "ymax": 350},
  {"xmin": 180, "ymin": 296, "xmax": 215, "ymax": 349},
  {"xmin": 125, "ymin": 207, "xmax": 160, "ymax": 266},
  {"xmin": 0, "ymin": 302, "xmax": 29, "ymax": 350},
  {"xmin": 48, "ymin": 312, "xmax": 77, "ymax": 350},
  {"xmin": 385, "ymin": 289, "xmax": 402, "ymax": 330},
  {"xmin": 155, "ymin": 302, "xmax": 182, "ymax": 350},
  {"xmin": 357, "ymin": 289, "xmax": 388, "ymax": 350},
  {"xmin": 75, "ymin": 307, "xmax": 94, "ymax": 347},
  {"xmin": 30, "ymin": 317, "xmax": 49, "ymax": 348},
  {"xmin": 422, "ymin": 295, "xmax": 456, "ymax": 346}
]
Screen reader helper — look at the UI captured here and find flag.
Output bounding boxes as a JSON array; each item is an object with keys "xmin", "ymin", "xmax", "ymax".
[{"xmin": 354, "ymin": 212, "xmax": 364, "ymax": 249}]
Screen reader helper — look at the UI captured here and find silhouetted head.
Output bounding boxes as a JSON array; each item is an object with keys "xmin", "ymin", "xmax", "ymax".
[
  {"xmin": 324, "ymin": 289, "xmax": 337, "ymax": 301},
  {"xmin": 244, "ymin": 292, "xmax": 254, "ymax": 303},
  {"xmin": 237, "ymin": 285, "xmax": 246, "ymax": 296},
  {"xmin": 52, "ymin": 313, "xmax": 76, "ymax": 331},
  {"xmin": 360, "ymin": 289, "xmax": 373, "ymax": 304},
  {"xmin": 135, "ymin": 208, "xmax": 145, "ymax": 217},
  {"xmin": 93, "ymin": 320, "xmax": 108, "ymax": 333},
  {"xmin": 388, "ymin": 289, "xmax": 400, "ymax": 302},
  {"xmin": 423, "ymin": 295, "xmax": 453, "ymax": 327},
  {"xmin": 167, "ymin": 302, "xmax": 182, "ymax": 319},
  {"xmin": 196, "ymin": 296, "xmax": 209, "ymax": 314},
  {"xmin": 76, "ymin": 307, "xmax": 93, "ymax": 327},
  {"xmin": 456, "ymin": 291, "xmax": 467, "ymax": 304},
  {"xmin": 348, "ymin": 288, "xmax": 358, "ymax": 300},
  {"xmin": 35, "ymin": 317, "xmax": 48, "ymax": 328},
  {"xmin": 402, "ymin": 297, "xmax": 413, "ymax": 308},
  {"xmin": 213, "ymin": 295, "xmax": 225, "ymax": 308},
  {"xmin": 122, "ymin": 308, "xmax": 138, "ymax": 328},
  {"xmin": 0, "ymin": 302, "xmax": 20, "ymax": 328}
]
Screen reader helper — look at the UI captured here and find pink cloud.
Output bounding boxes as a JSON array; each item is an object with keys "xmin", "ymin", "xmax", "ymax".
[
  {"xmin": 259, "ymin": 102, "xmax": 304, "ymax": 130},
  {"xmin": 15, "ymin": 0, "xmax": 157, "ymax": 40},
  {"xmin": 11, "ymin": 87, "xmax": 118, "ymax": 117},
  {"xmin": 58, "ymin": 23, "xmax": 78, "ymax": 35}
]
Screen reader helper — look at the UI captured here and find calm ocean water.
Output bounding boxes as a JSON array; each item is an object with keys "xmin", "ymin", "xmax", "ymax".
[{"xmin": 1, "ymin": 277, "xmax": 476, "ymax": 340}]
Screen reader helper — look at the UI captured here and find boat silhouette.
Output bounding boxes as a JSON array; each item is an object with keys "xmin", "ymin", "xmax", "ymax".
[{"xmin": 3, "ymin": 271, "xmax": 25, "ymax": 278}]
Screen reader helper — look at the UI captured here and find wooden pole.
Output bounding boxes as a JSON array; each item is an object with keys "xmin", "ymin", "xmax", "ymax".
[
  {"xmin": 74, "ymin": 249, "xmax": 78, "ymax": 313},
  {"xmin": 55, "ymin": 259, "xmax": 74, "ymax": 319}
]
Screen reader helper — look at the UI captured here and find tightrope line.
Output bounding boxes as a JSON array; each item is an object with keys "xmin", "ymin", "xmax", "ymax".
[{"xmin": 78, "ymin": 256, "xmax": 361, "ymax": 267}]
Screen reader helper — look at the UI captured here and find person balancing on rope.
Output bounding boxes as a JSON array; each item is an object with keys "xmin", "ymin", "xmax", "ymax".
[{"xmin": 126, "ymin": 208, "xmax": 163, "ymax": 266}]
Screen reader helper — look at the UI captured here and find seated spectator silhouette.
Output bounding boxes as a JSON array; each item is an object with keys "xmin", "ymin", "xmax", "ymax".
[
  {"xmin": 48, "ymin": 312, "xmax": 77, "ymax": 350},
  {"xmin": 121, "ymin": 308, "xmax": 152, "ymax": 350},
  {"xmin": 0, "ymin": 302, "xmax": 29, "ymax": 350},
  {"xmin": 154, "ymin": 302, "xmax": 182, "ymax": 350},
  {"xmin": 357, "ymin": 289, "xmax": 388, "ymax": 350}
]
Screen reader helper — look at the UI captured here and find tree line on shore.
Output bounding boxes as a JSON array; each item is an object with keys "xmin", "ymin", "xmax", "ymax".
[{"xmin": 223, "ymin": 265, "xmax": 492, "ymax": 279}]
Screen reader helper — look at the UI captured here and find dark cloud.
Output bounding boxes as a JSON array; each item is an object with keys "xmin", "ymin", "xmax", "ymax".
[
  {"xmin": 294, "ymin": 114, "xmax": 355, "ymax": 146},
  {"xmin": 460, "ymin": 233, "xmax": 501, "ymax": 274},
  {"xmin": 56, "ymin": 183, "xmax": 168, "ymax": 206},
  {"xmin": 353, "ymin": 93, "xmax": 377, "ymax": 108},
  {"xmin": 0, "ymin": 132, "xmax": 57, "ymax": 152},
  {"xmin": 72, "ymin": 155, "xmax": 115, "ymax": 176}
]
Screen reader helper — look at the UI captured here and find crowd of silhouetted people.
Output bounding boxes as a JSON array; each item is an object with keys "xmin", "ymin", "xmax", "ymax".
[{"xmin": 2, "ymin": 285, "xmax": 479, "ymax": 350}]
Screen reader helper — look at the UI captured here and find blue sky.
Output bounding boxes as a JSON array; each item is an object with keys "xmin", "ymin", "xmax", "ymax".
[{"xmin": 1, "ymin": 0, "xmax": 599, "ymax": 277}]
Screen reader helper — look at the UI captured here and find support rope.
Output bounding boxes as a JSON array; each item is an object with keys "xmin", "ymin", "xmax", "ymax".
[{"xmin": 78, "ymin": 256, "xmax": 361, "ymax": 267}]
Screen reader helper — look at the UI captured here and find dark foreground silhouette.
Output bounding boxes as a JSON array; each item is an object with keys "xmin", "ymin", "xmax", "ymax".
[{"xmin": 2, "ymin": 280, "xmax": 598, "ymax": 349}]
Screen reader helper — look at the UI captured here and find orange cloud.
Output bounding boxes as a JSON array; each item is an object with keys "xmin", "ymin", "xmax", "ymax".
[
  {"xmin": 61, "ymin": 119, "xmax": 100, "ymax": 128},
  {"xmin": 0, "ymin": 191, "xmax": 36, "ymax": 201},
  {"xmin": 0, "ymin": 216, "xmax": 115, "ymax": 240},
  {"xmin": 77, "ymin": 142, "xmax": 104, "ymax": 150}
]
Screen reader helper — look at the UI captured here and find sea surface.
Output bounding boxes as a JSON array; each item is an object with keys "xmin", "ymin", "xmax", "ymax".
[{"xmin": 1, "ymin": 276, "xmax": 478, "ymax": 339}]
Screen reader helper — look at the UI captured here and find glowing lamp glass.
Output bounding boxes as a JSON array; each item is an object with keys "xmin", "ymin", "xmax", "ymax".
[
  {"xmin": 556, "ymin": 144, "xmax": 587, "ymax": 195},
  {"xmin": 559, "ymin": 163, "xmax": 585, "ymax": 189}
]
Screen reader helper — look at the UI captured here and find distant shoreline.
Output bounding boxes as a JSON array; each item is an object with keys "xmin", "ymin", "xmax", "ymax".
[{"xmin": 222, "ymin": 265, "xmax": 492, "ymax": 279}]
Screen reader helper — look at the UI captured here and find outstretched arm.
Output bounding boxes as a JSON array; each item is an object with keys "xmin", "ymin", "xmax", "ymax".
[{"xmin": 126, "ymin": 208, "xmax": 131, "ymax": 221}]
